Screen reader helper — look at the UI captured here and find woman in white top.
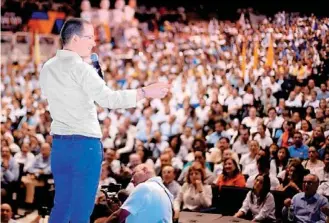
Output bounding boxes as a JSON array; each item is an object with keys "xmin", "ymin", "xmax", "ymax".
[
  {"xmin": 174, "ymin": 162, "xmax": 212, "ymax": 218},
  {"xmin": 299, "ymin": 119, "xmax": 313, "ymax": 144},
  {"xmin": 234, "ymin": 174, "xmax": 276, "ymax": 222},
  {"xmin": 270, "ymin": 147, "xmax": 290, "ymax": 177},
  {"xmin": 302, "ymin": 146, "xmax": 324, "ymax": 176}
]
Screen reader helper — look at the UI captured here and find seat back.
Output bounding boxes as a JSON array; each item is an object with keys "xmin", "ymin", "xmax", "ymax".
[
  {"xmin": 271, "ymin": 190, "xmax": 287, "ymax": 220},
  {"xmin": 218, "ymin": 186, "xmax": 250, "ymax": 216}
]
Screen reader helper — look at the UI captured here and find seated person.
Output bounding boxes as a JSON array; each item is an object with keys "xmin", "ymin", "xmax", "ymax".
[
  {"xmin": 135, "ymin": 144, "xmax": 154, "ymax": 168},
  {"xmin": 302, "ymin": 146, "xmax": 324, "ymax": 175},
  {"xmin": 240, "ymin": 140, "xmax": 260, "ymax": 173},
  {"xmin": 174, "ymin": 162, "xmax": 212, "ymax": 218},
  {"xmin": 178, "ymin": 150, "xmax": 215, "ymax": 185},
  {"xmin": 155, "ymin": 153, "xmax": 172, "ymax": 176},
  {"xmin": 243, "ymin": 147, "xmax": 270, "ymax": 177},
  {"xmin": 317, "ymin": 150, "xmax": 329, "ymax": 182},
  {"xmin": 208, "ymin": 137, "xmax": 239, "ymax": 165},
  {"xmin": 161, "ymin": 165, "xmax": 181, "ymax": 199},
  {"xmin": 288, "ymin": 132, "xmax": 309, "ymax": 160},
  {"xmin": 270, "ymin": 147, "xmax": 290, "ymax": 176},
  {"xmin": 1, "ymin": 203, "xmax": 16, "ymax": 223},
  {"xmin": 1, "ymin": 146, "xmax": 19, "ymax": 203},
  {"xmin": 21, "ymin": 143, "xmax": 51, "ymax": 211},
  {"xmin": 13, "ymin": 143, "xmax": 35, "ymax": 175},
  {"xmin": 154, "ymin": 147, "xmax": 184, "ymax": 171},
  {"xmin": 216, "ymin": 158, "xmax": 245, "ymax": 189},
  {"xmin": 213, "ymin": 149, "xmax": 240, "ymax": 177},
  {"xmin": 277, "ymin": 159, "xmax": 307, "ymax": 198},
  {"xmin": 246, "ymin": 156, "xmax": 280, "ymax": 191},
  {"xmin": 283, "ymin": 174, "xmax": 328, "ymax": 222},
  {"xmin": 234, "ymin": 174, "xmax": 276, "ymax": 222}
]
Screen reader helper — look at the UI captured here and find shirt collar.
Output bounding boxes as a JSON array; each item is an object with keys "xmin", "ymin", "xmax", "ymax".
[
  {"xmin": 301, "ymin": 192, "xmax": 319, "ymax": 203},
  {"xmin": 146, "ymin": 176, "xmax": 163, "ymax": 184},
  {"xmin": 56, "ymin": 50, "xmax": 83, "ymax": 62}
]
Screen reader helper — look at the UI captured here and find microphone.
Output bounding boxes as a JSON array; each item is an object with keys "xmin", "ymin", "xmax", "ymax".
[{"xmin": 90, "ymin": 53, "xmax": 104, "ymax": 79}]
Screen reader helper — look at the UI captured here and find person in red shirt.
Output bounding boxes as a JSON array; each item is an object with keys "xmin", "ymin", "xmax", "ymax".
[{"xmin": 217, "ymin": 158, "xmax": 246, "ymax": 189}]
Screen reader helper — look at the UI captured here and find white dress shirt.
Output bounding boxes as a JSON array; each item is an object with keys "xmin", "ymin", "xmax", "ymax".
[
  {"xmin": 40, "ymin": 50, "xmax": 137, "ymax": 138},
  {"xmin": 239, "ymin": 191, "xmax": 276, "ymax": 221}
]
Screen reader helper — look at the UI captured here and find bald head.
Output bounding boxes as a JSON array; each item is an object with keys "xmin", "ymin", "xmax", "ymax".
[
  {"xmin": 1, "ymin": 203, "xmax": 13, "ymax": 222},
  {"xmin": 131, "ymin": 164, "xmax": 155, "ymax": 186}
]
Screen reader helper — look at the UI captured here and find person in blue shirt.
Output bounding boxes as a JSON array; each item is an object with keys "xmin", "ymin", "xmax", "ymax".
[
  {"xmin": 1, "ymin": 146, "xmax": 19, "ymax": 203},
  {"xmin": 206, "ymin": 119, "xmax": 229, "ymax": 147},
  {"xmin": 283, "ymin": 174, "xmax": 329, "ymax": 223},
  {"xmin": 288, "ymin": 132, "xmax": 309, "ymax": 160}
]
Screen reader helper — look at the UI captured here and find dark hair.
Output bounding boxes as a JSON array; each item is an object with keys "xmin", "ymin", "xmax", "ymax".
[
  {"xmin": 301, "ymin": 119, "xmax": 313, "ymax": 131},
  {"xmin": 305, "ymin": 106, "xmax": 316, "ymax": 118},
  {"xmin": 60, "ymin": 18, "xmax": 90, "ymax": 46},
  {"xmin": 257, "ymin": 156, "xmax": 270, "ymax": 173},
  {"xmin": 219, "ymin": 137, "xmax": 230, "ymax": 144},
  {"xmin": 275, "ymin": 147, "xmax": 290, "ymax": 172},
  {"xmin": 168, "ymin": 134, "xmax": 182, "ymax": 154},
  {"xmin": 250, "ymin": 174, "xmax": 271, "ymax": 206},
  {"xmin": 267, "ymin": 107, "xmax": 276, "ymax": 114},
  {"xmin": 192, "ymin": 138, "xmax": 207, "ymax": 152},
  {"xmin": 222, "ymin": 158, "xmax": 240, "ymax": 180}
]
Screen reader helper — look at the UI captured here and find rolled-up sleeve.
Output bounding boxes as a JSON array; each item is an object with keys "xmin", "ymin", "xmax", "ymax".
[
  {"xmin": 198, "ymin": 185, "xmax": 212, "ymax": 208},
  {"xmin": 78, "ymin": 64, "xmax": 137, "ymax": 109},
  {"xmin": 239, "ymin": 191, "xmax": 251, "ymax": 214}
]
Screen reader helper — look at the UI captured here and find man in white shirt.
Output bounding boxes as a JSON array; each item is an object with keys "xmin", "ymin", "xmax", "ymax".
[
  {"xmin": 106, "ymin": 164, "xmax": 173, "ymax": 223},
  {"xmin": 285, "ymin": 91, "xmax": 302, "ymax": 108},
  {"xmin": 40, "ymin": 18, "xmax": 169, "ymax": 223}
]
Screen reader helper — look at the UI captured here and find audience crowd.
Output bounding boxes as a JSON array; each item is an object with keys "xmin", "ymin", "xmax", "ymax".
[{"xmin": 1, "ymin": 1, "xmax": 329, "ymax": 222}]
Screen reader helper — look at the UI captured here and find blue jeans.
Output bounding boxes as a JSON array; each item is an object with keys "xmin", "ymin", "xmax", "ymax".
[{"xmin": 49, "ymin": 135, "xmax": 103, "ymax": 223}]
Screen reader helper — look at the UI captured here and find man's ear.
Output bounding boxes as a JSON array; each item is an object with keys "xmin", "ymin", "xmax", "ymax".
[{"xmin": 71, "ymin": 34, "xmax": 79, "ymax": 43}]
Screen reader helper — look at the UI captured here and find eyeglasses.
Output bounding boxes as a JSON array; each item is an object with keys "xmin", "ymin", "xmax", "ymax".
[
  {"xmin": 79, "ymin": 35, "xmax": 94, "ymax": 40},
  {"xmin": 303, "ymin": 181, "xmax": 315, "ymax": 185}
]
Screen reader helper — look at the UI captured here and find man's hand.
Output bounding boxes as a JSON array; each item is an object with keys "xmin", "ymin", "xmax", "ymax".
[
  {"xmin": 140, "ymin": 82, "xmax": 170, "ymax": 100},
  {"xmin": 284, "ymin": 198, "xmax": 292, "ymax": 207},
  {"xmin": 2, "ymin": 160, "xmax": 9, "ymax": 169},
  {"xmin": 321, "ymin": 205, "xmax": 329, "ymax": 216}
]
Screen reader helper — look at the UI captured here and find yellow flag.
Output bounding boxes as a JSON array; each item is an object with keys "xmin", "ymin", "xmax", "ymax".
[
  {"xmin": 265, "ymin": 35, "xmax": 274, "ymax": 67},
  {"xmin": 241, "ymin": 40, "xmax": 247, "ymax": 78},
  {"xmin": 34, "ymin": 32, "xmax": 41, "ymax": 65},
  {"xmin": 253, "ymin": 41, "xmax": 259, "ymax": 69}
]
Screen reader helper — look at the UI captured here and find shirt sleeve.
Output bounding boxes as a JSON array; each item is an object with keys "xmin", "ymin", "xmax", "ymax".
[
  {"xmin": 246, "ymin": 175, "xmax": 254, "ymax": 188},
  {"xmin": 198, "ymin": 185, "xmax": 212, "ymax": 208},
  {"xmin": 239, "ymin": 191, "xmax": 251, "ymax": 214},
  {"xmin": 121, "ymin": 183, "xmax": 150, "ymax": 215},
  {"xmin": 270, "ymin": 160, "xmax": 277, "ymax": 176},
  {"xmin": 174, "ymin": 183, "xmax": 185, "ymax": 211},
  {"xmin": 254, "ymin": 193, "xmax": 275, "ymax": 221},
  {"xmin": 78, "ymin": 63, "xmax": 137, "ymax": 109},
  {"xmin": 4, "ymin": 160, "xmax": 19, "ymax": 182},
  {"xmin": 318, "ymin": 197, "xmax": 329, "ymax": 223}
]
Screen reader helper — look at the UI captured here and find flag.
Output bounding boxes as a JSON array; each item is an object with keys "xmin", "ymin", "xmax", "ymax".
[
  {"xmin": 241, "ymin": 39, "xmax": 247, "ymax": 78},
  {"xmin": 265, "ymin": 35, "xmax": 274, "ymax": 68},
  {"xmin": 253, "ymin": 40, "xmax": 259, "ymax": 69},
  {"xmin": 34, "ymin": 32, "xmax": 41, "ymax": 66}
]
